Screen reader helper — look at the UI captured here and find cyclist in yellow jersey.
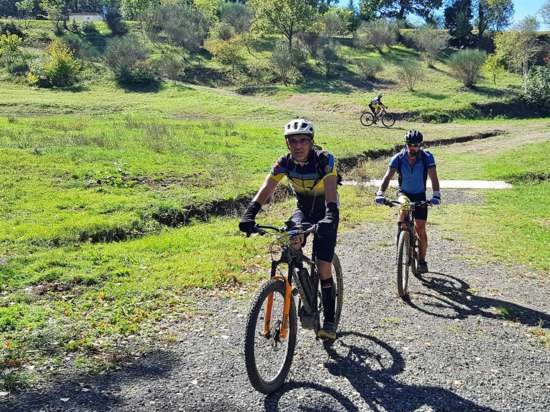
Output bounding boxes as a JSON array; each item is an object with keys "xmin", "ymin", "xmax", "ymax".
[
  {"xmin": 239, "ymin": 119, "xmax": 340, "ymax": 340},
  {"xmin": 369, "ymin": 93, "xmax": 386, "ymax": 122}
]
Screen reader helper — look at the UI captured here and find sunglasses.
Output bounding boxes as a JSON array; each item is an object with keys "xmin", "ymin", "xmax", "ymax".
[
  {"xmin": 407, "ymin": 143, "xmax": 421, "ymax": 147},
  {"xmin": 287, "ymin": 137, "xmax": 312, "ymax": 146}
]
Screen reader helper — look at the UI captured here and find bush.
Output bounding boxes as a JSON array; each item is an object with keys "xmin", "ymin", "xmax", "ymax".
[
  {"xmin": 151, "ymin": 50, "xmax": 186, "ymax": 81},
  {"xmin": 219, "ymin": 2, "xmax": 253, "ymax": 34},
  {"xmin": 0, "ymin": 34, "xmax": 28, "ymax": 75},
  {"xmin": 397, "ymin": 60, "xmax": 424, "ymax": 91},
  {"xmin": 43, "ymin": 39, "xmax": 80, "ymax": 87},
  {"xmin": 144, "ymin": 3, "xmax": 209, "ymax": 51},
  {"xmin": 321, "ymin": 8, "xmax": 350, "ymax": 36},
  {"xmin": 81, "ymin": 21, "xmax": 99, "ymax": 35},
  {"xmin": 413, "ymin": 27, "xmax": 450, "ymax": 67},
  {"xmin": 105, "ymin": 34, "xmax": 155, "ymax": 84},
  {"xmin": 0, "ymin": 21, "xmax": 24, "ymax": 38},
  {"xmin": 356, "ymin": 58, "xmax": 383, "ymax": 80},
  {"xmin": 271, "ymin": 42, "xmax": 301, "ymax": 85},
  {"xmin": 354, "ymin": 19, "xmax": 398, "ymax": 53},
  {"xmin": 318, "ymin": 40, "xmax": 339, "ymax": 78},
  {"xmin": 296, "ymin": 31, "xmax": 323, "ymax": 58},
  {"xmin": 62, "ymin": 32, "xmax": 83, "ymax": 56},
  {"xmin": 28, "ymin": 39, "xmax": 80, "ymax": 87},
  {"xmin": 523, "ymin": 66, "xmax": 550, "ymax": 108},
  {"xmin": 217, "ymin": 22, "xmax": 235, "ymax": 41},
  {"xmin": 209, "ymin": 38, "xmax": 246, "ymax": 76},
  {"xmin": 448, "ymin": 49, "xmax": 486, "ymax": 88}
]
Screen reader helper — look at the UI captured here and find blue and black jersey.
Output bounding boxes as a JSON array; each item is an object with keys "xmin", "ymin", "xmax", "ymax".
[
  {"xmin": 270, "ymin": 149, "xmax": 337, "ymax": 219},
  {"xmin": 389, "ymin": 149, "xmax": 436, "ymax": 195}
]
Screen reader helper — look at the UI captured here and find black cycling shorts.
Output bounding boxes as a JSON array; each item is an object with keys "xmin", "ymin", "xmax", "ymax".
[
  {"xmin": 287, "ymin": 209, "xmax": 338, "ymax": 263},
  {"xmin": 399, "ymin": 192, "xmax": 428, "ymax": 221}
]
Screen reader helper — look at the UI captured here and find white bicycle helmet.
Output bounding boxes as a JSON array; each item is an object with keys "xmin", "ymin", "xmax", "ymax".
[{"xmin": 284, "ymin": 118, "xmax": 314, "ymax": 138}]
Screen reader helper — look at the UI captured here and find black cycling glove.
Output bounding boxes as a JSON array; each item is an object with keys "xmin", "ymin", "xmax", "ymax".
[
  {"xmin": 239, "ymin": 201, "xmax": 261, "ymax": 234},
  {"xmin": 317, "ymin": 202, "xmax": 339, "ymax": 237}
]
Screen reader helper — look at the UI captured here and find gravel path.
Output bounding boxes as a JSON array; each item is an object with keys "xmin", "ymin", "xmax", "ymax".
[{"xmin": 6, "ymin": 190, "xmax": 550, "ymax": 412}]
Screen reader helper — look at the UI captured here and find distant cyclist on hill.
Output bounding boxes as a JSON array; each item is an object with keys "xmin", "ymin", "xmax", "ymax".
[
  {"xmin": 368, "ymin": 94, "xmax": 386, "ymax": 121},
  {"xmin": 375, "ymin": 129, "xmax": 441, "ymax": 274}
]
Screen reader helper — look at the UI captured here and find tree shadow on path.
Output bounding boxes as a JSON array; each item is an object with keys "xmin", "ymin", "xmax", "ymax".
[
  {"xmin": 3, "ymin": 350, "xmax": 178, "ymax": 412},
  {"xmin": 405, "ymin": 272, "xmax": 550, "ymax": 329},
  {"xmin": 265, "ymin": 332, "xmax": 495, "ymax": 411}
]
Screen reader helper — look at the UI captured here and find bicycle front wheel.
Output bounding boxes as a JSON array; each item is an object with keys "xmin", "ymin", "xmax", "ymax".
[
  {"xmin": 396, "ymin": 230, "xmax": 411, "ymax": 298},
  {"xmin": 332, "ymin": 254, "xmax": 344, "ymax": 327},
  {"xmin": 381, "ymin": 112, "xmax": 396, "ymax": 128},
  {"xmin": 360, "ymin": 111, "xmax": 375, "ymax": 126},
  {"xmin": 244, "ymin": 278, "xmax": 297, "ymax": 394}
]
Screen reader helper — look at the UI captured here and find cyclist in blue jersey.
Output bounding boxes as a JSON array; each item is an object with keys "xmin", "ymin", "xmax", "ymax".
[
  {"xmin": 375, "ymin": 130, "xmax": 441, "ymax": 273},
  {"xmin": 239, "ymin": 118, "xmax": 340, "ymax": 340}
]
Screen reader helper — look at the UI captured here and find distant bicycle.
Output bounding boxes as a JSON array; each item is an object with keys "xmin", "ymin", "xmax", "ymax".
[{"xmin": 360, "ymin": 107, "xmax": 396, "ymax": 128}]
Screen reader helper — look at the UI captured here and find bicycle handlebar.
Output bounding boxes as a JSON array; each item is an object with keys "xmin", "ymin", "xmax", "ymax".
[
  {"xmin": 384, "ymin": 199, "xmax": 432, "ymax": 208},
  {"xmin": 253, "ymin": 223, "xmax": 317, "ymax": 237}
]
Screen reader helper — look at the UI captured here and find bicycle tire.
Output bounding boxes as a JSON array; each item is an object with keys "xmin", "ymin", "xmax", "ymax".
[
  {"xmin": 332, "ymin": 254, "xmax": 344, "ymax": 327},
  {"xmin": 360, "ymin": 111, "xmax": 375, "ymax": 126},
  {"xmin": 244, "ymin": 278, "xmax": 297, "ymax": 394},
  {"xmin": 396, "ymin": 230, "xmax": 410, "ymax": 298},
  {"xmin": 381, "ymin": 112, "xmax": 396, "ymax": 128}
]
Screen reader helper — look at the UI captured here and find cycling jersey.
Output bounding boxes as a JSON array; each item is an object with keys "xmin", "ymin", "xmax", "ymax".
[
  {"xmin": 270, "ymin": 149, "xmax": 337, "ymax": 219},
  {"xmin": 389, "ymin": 149, "xmax": 436, "ymax": 194}
]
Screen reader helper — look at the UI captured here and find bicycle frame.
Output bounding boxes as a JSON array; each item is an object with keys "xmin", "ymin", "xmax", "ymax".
[{"xmin": 257, "ymin": 225, "xmax": 319, "ymax": 341}]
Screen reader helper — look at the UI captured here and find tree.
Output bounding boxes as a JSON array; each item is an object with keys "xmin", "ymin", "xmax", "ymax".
[
  {"xmin": 541, "ymin": 0, "xmax": 550, "ymax": 25},
  {"xmin": 359, "ymin": 0, "xmax": 443, "ymax": 21},
  {"xmin": 475, "ymin": 0, "xmax": 514, "ymax": 41},
  {"xmin": 413, "ymin": 26, "xmax": 450, "ymax": 67},
  {"xmin": 494, "ymin": 16, "xmax": 540, "ymax": 92},
  {"xmin": 483, "ymin": 53, "xmax": 505, "ymax": 85},
  {"xmin": 250, "ymin": 0, "xmax": 317, "ymax": 51},
  {"xmin": 355, "ymin": 19, "xmax": 398, "ymax": 53},
  {"xmin": 40, "ymin": 0, "xmax": 70, "ymax": 34},
  {"xmin": 445, "ymin": 0, "xmax": 473, "ymax": 47}
]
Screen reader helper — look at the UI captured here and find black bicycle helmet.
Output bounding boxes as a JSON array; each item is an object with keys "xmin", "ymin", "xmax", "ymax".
[{"xmin": 404, "ymin": 129, "xmax": 423, "ymax": 145}]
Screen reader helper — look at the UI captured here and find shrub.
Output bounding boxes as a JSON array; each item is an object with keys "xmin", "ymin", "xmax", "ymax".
[
  {"xmin": 318, "ymin": 40, "xmax": 339, "ymax": 78},
  {"xmin": 209, "ymin": 38, "xmax": 245, "ymax": 76},
  {"xmin": 0, "ymin": 34, "xmax": 28, "ymax": 75},
  {"xmin": 144, "ymin": 3, "xmax": 209, "ymax": 51},
  {"xmin": 448, "ymin": 49, "xmax": 486, "ymax": 88},
  {"xmin": 523, "ymin": 66, "xmax": 550, "ymax": 108},
  {"xmin": 105, "ymin": 34, "xmax": 155, "ymax": 85},
  {"xmin": 397, "ymin": 60, "xmax": 424, "ymax": 91},
  {"xmin": 354, "ymin": 19, "xmax": 398, "ymax": 53},
  {"xmin": 217, "ymin": 22, "xmax": 235, "ymax": 41},
  {"xmin": 483, "ymin": 53, "xmax": 505, "ymax": 85},
  {"xmin": 296, "ymin": 31, "xmax": 323, "ymax": 58},
  {"xmin": 81, "ymin": 21, "xmax": 99, "ymax": 35},
  {"xmin": 219, "ymin": 2, "xmax": 253, "ymax": 34},
  {"xmin": 42, "ymin": 39, "xmax": 80, "ymax": 87},
  {"xmin": 356, "ymin": 58, "xmax": 383, "ymax": 80},
  {"xmin": 62, "ymin": 32, "xmax": 83, "ymax": 56},
  {"xmin": 271, "ymin": 42, "xmax": 301, "ymax": 85},
  {"xmin": 151, "ymin": 50, "xmax": 186, "ymax": 81},
  {"xmin": 413, "ymin": 27, "xmax": 450, "ymax": 67},
  {"xmin": 0, "ymin": 21, "xmax": 24, "ymax": 38},
  {"xmin": 321, "ymin": 8, "xmax": 349, "ymax": 36}
]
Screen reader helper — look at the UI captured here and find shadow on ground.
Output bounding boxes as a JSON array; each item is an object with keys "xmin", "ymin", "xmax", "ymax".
[
  {"xmin": 406, "ymin": 272, "xmax": 550, "ymax": 329},
  {"xmin": 3, "ymin": 350, "xmax": 178, "ymax": 412},
  {"xmin": 265, "ymin": 332, "xmax": 496, "ymax": 411}
]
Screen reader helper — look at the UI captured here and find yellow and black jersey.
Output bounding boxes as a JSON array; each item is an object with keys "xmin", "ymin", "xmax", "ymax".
[{"xmin": 270, "ymin": 149, "xmax": 337, "ymax": 218}]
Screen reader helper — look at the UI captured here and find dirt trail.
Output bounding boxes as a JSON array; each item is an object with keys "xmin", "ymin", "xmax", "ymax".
[{"xmin": 6, "ymin": 190, "xmax": 549, "ymax": 411}]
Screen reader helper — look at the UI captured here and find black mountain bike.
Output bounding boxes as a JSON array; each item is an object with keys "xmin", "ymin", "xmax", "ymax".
[
  {"xmin": 243, "ymin": 223, "xmax": 344, "ymax": 394},
  {"xmin": 360, "ymin": 106, "xmax": 396, "ymax": 128},
  {"xmin": 385, "ymin": 199, "xmax": 431, "ymax": 298}
]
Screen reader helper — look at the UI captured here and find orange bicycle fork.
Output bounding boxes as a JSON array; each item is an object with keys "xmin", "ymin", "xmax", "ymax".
[{"xmin": 262, "ymin": 275, "xmax": 293, "ymax": 340}]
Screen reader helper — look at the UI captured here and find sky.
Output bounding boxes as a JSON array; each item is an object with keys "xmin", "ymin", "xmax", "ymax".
[{"xmin": 340, "ymin": 0, "xmax": 549, "ymax": 30}]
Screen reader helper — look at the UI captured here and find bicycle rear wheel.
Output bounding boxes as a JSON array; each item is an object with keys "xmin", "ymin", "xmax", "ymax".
[
  {"xmin": 360, "ymin": 111, "xmax": 375, "ymax": 126},
  {"xmin": 396, "ymin": 230, "xmax": 410, "ymax": 298},
  {"xmin": 381, "ymin": 112, "xmax": 396, "ymax": 128},
  {"xmin": 244, "ymin": 278, "xmax": 297, "ymax": 394}
]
